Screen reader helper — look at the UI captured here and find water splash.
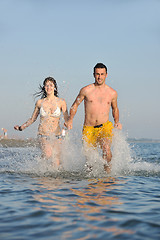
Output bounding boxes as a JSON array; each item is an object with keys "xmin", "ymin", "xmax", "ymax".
[
  {"xmin": 111, "ymin": 129, "xmax": 133, "ymax": 175},
  {"xmin": 60, "ymin": 129, "xmax": 134, "ymax": 178},
  {"xmin": 0, "ymin": 129, "xmax": 160, "ymax": 178},
  {"xmin": 61, "ymin": 131, "xmax": 86, "ymax": 172}
]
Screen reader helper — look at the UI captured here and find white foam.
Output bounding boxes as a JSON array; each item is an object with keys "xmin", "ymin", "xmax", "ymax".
[
  {"xmin": 1, "ymin": 128, "xmax": 160, "ymax": 178},
  {"xmin": 61, "ymin": 131, "xmax": 86, "ymax": 172},
  {"xmin": 111, "ymin": 129, "xmax": 133, "ymax": 175}
]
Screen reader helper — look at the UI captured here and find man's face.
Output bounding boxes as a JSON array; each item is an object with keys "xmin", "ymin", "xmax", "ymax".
[{"xmin": 94, "ymin": 68, "xmax": 107, "ymax": 85}]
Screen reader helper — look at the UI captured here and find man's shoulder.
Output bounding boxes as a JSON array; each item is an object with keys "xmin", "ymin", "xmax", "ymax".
[
  {"xmin": 80, "ymin": 84, "xmax": 94, "ymax": 94},
  {"xmin": 106, "ymin": 85, "xmax": 117, "ymax": 95}
]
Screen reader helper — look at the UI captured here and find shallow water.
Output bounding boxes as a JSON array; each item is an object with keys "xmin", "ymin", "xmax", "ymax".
[{"xmin": 0, "ymin": 131, "xmax": 160, "ymax": 240}]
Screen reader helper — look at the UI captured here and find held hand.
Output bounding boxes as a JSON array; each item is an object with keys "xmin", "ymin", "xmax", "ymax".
[
  {"xmin": 64, "ymin": 119, "xmax": 73, "ymax": 130},
  {"xmin": 114, "ymin": 122, "xmax": 122, "ymax": 130}
]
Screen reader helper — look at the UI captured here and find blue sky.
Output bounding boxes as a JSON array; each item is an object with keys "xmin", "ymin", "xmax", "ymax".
[{"xmin": 0, "ymin": 0, "xmax": 160, "ymax": 139}]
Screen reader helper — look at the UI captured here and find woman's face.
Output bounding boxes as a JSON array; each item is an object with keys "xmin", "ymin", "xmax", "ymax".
[{"xmin": 44, "ymin": 80, "xmax": 55, "ymax": 95}]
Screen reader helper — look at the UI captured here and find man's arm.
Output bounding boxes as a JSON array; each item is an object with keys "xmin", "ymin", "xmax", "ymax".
[
  {"xmin": 111, "ymin": 92, "xmax": 122, "ymax": 129},
  {"xmin": 65, "ymin": 88, "xmax": 85, "ymax": 129}
]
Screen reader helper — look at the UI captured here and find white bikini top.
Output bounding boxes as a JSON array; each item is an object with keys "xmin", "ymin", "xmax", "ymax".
[{"xmin": 40, "ymin": 105, "xmax": 61, "ymax": 118}]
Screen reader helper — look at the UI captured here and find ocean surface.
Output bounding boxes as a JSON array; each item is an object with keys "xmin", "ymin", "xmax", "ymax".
[{"xmin": 0, "ymin": 130, "xmax": 160, "ymax": 240}]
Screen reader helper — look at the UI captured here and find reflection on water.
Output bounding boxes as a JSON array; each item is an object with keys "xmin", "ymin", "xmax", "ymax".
[
  {"xmin": 32, "ymin": 177, "xmax": 134, "ymax": 238},
  {"xmin": 71, "ymin": 178, "xmax": 134, "ymax": 236},
  {"xmin": 0, "ymin": 137, "xmax": 160, "ymax": 239},
  {"xmin": 72, "ymin": 178, "xmax": 121, "ymax": 212}
]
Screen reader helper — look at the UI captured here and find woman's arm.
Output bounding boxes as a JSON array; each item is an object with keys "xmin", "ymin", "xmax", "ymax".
[
  {"xmin": 14, "ymin": 100, "xmax": 40, "ymax": 131},
  {"xmin": 61, "ymin": 99, "xmax": 69, "ymax": 123}
]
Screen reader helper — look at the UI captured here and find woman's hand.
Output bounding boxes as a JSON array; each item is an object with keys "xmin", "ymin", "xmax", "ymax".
[{"xmin": 14, "ymin": 125, "xmax": 22, "ymax": 131}]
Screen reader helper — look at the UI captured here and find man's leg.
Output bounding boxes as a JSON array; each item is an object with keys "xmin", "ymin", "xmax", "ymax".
[
  {"xmin": 82, "ymin": 125, "xmax": 97, "ymax": 170},
  {"xmin": 101, "ymin": 138, "xmax": 112, "ymax": 173}
]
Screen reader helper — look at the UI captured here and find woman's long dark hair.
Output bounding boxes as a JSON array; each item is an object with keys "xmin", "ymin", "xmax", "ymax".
[{"xmin": 34, "ymin": 77, "xmax": 58, "ymax": 99}]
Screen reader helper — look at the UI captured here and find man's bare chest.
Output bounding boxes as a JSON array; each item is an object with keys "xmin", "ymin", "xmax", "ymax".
[{"xmin": 86, "ymin": 92, "xmax": 112, "ymax": 105}]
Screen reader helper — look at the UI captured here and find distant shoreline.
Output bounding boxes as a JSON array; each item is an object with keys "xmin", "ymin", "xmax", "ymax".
[
  {"xmin": 0, "ymin": 137, "xmax": 160, "ymax": 148},
  {"xmin": 0, "ymin": 138, "xmax": 38, "ymax": 148},
  {"xmin": 127, "ymin": 138, "xmax": 160, "ymax": 143}
]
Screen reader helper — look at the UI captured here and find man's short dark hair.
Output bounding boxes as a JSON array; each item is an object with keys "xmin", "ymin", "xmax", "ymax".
[{"xmin": 94, "ymin": 63, "xmax": 107, "ymax": 74}]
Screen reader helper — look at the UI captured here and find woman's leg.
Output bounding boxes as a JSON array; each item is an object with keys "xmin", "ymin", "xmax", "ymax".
[
  {"xmin": 39, "ymin": 137, "xmax": 53, "ymax": 159},
  {"xmin": 51, "ymin": 138, "xmax": 61, "ymax": 166},
  {"xmin": 39, "ymin": 137, "xmax": 61, "ymax": 167}
]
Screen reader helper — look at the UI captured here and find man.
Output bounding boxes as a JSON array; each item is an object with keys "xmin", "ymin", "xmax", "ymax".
[{"xmin": 65, "ymin": 63, "xmax": 122, "ymax": 172}]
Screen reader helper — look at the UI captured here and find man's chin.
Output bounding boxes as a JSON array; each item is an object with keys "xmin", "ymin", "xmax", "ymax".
[{"xmin": 97, "ymin": 81, "xmax": 103, "ymax": 85}]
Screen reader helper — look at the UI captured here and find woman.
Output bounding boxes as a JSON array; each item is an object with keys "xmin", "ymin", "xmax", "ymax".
[{"xmin": 14, "ymin": 77, "xmax": 68, "ymax": 166}]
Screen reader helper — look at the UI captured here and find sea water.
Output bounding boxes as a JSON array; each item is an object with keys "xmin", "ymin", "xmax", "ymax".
[{"xmin": 0, "ymin": 130, "xmax": 160, "ymax": 240}]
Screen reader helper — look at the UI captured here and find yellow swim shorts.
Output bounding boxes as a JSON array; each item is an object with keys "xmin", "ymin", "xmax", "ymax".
[{"xmin": 82, "ymin": 121, "xmax": 114, "ymax": 148}]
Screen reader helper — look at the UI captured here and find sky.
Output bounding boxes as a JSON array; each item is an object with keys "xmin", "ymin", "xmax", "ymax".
[{"xmin": 0, "ymin": 0, "xmax": 160, "ymax": 139}]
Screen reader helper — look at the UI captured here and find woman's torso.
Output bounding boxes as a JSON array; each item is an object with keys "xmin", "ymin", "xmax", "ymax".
[{"xmin": 38, "ymin": 97, "xmax": 62, "ymax": 136}]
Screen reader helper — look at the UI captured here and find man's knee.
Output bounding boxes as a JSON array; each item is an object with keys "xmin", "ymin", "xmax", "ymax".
[{"xmin": 102, "ymin": 141, "xmax": 111, "ymax": 152}]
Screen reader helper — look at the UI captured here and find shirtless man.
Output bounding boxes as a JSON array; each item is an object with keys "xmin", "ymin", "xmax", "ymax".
[{"xmin": 65, "ymin": 63, "xmax": 122, "ymax": 171}]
